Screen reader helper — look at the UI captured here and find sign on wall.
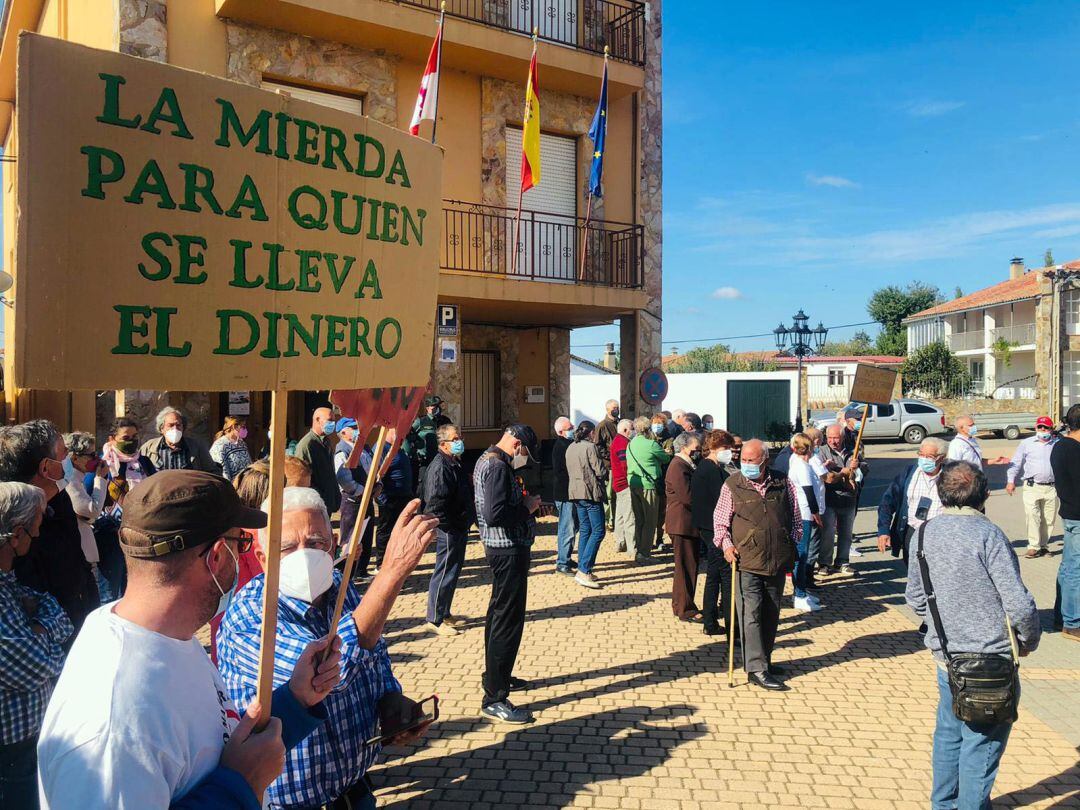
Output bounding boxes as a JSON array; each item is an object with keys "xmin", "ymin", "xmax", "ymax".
[
  {"xmin": 15, "ymin": 34, "xmax": 442, "ymax": 391},
  {"xmin": 639, "ymin": 367, "xmax": 668, "ymax": 406},
  {"xmin": 848, "ymin": 364, "xmax": 898, "ymax": 406},
  {"xmin": 436, "ymin": 303, "xmax": 459, "ymax": 337}
]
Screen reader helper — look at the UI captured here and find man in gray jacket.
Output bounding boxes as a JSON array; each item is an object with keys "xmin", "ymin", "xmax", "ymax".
[{"xmin": 905, "ymin": 460, "xmax": 1040, "ymax": 810}]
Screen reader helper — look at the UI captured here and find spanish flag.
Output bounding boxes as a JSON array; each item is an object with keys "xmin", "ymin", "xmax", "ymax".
[{"xmin": 520, "ymin": 38, "xmax": 541, "ymax": 193}]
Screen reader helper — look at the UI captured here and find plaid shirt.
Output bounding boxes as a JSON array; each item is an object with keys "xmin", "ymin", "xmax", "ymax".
[
  {"xmin": 712, "ymin": 474, "xmax": 803, "ymax": 552},
  {"xmin": 905, "ymin": 468, "xmax": 945, "ymax": 531},
  {"xmin": 0, "ymin": 570, "xmax": 72, "ymax": 744},
  {"xmin": 217, "ymin": 572, "xmax": 400, "ymax": 808}
]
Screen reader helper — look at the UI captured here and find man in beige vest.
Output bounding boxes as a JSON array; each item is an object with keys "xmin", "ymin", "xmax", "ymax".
[{"xmin": 712, "ymin": 439, "xmax": 802, "ymax": 691}]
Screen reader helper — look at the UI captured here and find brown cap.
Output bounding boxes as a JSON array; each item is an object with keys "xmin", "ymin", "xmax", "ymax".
[{"xmin": 120, "ymin": 470, "xmax": 267, "ymax": 558}]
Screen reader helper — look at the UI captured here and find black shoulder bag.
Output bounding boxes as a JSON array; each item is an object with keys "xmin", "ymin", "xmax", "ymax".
[{"xmin": 916, "ymin": 523, "xmax": 1020, "ymax": 724}]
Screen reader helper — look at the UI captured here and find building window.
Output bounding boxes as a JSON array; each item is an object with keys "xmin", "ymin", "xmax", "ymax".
[
  {"xmin": 827, "ymin": 367, "xmax": 845, "ymax": 387},
  {"xmin": 1065, "ymin": 289, "xmax": 1080, "ymax": 335},
  {"xmin": 462, "ymin": 351, "xmax": 501, "ymax": 430},
  {"xmin": 260, "ymin": 78, "xmax": 364, "ymax": 117},
  {"xmin": 1064, "ymin": 351, "xmax": 1080, "ymax": 409}
]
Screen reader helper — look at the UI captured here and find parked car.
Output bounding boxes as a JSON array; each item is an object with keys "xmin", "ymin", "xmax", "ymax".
[
  {"xmin": 969, "ymin": 411, "xmax": 1037, "ymax": 441},
  {"xmin": 810, "ymin": 398, "xmax": 948, "ymax": 444}
]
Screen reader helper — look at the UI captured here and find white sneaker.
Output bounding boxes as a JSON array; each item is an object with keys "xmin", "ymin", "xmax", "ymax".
[
  {"xmin": 839, "ymin": 564, "xmax": 855, "ymax": 575},
  {"xmin": 849, "ymin": 547, "xmax": 864, "ymax": 558},
  {"xmin": 427, "ymin": 621, "xmax": 459, "ymax": 637},
  {"xmin": 793, "ymin": 596, "xmax": 815, "ymax": 613},
  {"xmin": 575, "ymin": 571, "xmax": 602, "ymax": 590}
]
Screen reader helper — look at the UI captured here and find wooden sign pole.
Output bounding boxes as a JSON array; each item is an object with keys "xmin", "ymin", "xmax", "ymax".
[
  {"xmin": 851, "ymin": 405, "xmax": 870, "ymax": 462},
  {"xmin": 255, "ymin": 387, "xmax": 288, "ymax": 730},
  {"xmin": 327, "ymin": 425, "xmax": 389, "ymax": 638}
]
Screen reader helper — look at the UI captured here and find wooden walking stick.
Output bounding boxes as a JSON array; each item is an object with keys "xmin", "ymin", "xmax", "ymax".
[{"xmin": 727, "ymin": 557, "xmax": 738, "ymax": 688}]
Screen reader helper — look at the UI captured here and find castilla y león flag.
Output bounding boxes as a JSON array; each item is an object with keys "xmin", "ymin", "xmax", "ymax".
[
  {"xmin": 408, "ymin": 17, "xmax": 442, "ymax": 137},
  {"xmin": 520, "ymin": 43, "xmax": 541, "ymax": 193}
]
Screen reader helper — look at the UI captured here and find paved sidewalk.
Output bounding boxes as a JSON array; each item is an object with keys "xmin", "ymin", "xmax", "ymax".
[{"xmin": 371, "ymin": 516, "xmax": 1080, "ymax": 809}]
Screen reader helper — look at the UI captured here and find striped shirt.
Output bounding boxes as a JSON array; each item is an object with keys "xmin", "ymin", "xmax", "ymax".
[
  {"xmin": 905, "ymin": 469, "xmax": 945, "ymax": 531},
  {"xmin": 0, "ymin": 570, "xmax": 72, "ymax": 745},
  {"xmin": 217, "ymin": 571, "xmax": 400, "ymax": 808}
]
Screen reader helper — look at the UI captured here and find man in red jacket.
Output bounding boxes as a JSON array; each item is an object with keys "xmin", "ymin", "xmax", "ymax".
[{"xmin": 610, "ymin": 420, "xmax": 636, "ymax": 558}]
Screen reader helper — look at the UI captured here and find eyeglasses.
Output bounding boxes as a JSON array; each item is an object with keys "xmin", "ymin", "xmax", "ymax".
[{"xmin": 199, "ymin": 532, "xmax": 253, "ymax": 556}]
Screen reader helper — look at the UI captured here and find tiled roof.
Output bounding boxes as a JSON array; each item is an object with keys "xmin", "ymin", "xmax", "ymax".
[
  {"xmin": 570, "ymin": 354, "xmax": 617, "ymax": 374},
  {"xmin": 773, "ymin": 355, "xmax": 905, "ymax": 366},
  {"xmin": 904, "ymin": 270, "xmax": 1047, "ymax": 321}
]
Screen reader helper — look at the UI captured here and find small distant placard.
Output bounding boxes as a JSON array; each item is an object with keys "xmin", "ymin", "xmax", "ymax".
[
  {"xmin": 848, "ymin": 364, "xmax": 898, "ymax": 406},
  {"xmin": 228, "ymin": 390, "xmax": 251, "ymax": 415},
  {"xmin": 438, "ymin": 338, "xmax": 457, "ymax": 364},
  {"xmin": 437, "ymin": 304, "xmax": 459, "ymax": 337}
]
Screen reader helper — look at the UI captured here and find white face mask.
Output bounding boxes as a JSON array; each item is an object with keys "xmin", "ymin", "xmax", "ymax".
[
  {"xmin": 207, "ymin": 542, "xmax": 239, "ymax": 619},
  {"xmin": 717, "ymin": 449, "xmax": 733, "ymax": 465},
  {"xmin": 164, "ymin": 428, "xmax": 183, "ymax": 445},
  {"xmin": 512, "ymin": 451, "xmax": 528, "ymax": 470},
  {"xmin": 278, "ymin": 548, "xmax": 335, "ymax": 603}
]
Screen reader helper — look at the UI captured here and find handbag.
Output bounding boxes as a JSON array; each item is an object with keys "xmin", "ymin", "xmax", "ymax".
[{"xmin": 916, "ymin": 523, "xmax": 1020, "ymax": 724}]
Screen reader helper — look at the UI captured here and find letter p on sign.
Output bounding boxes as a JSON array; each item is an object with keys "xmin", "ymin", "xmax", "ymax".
[{"xmin": 437, "ymin": 304, "xmax": 458, "ymax": 337}]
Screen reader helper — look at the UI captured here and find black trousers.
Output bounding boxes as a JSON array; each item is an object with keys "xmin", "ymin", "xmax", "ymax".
[
  {"xmin": 740, "ymin": 571, "xmax": 785, "ymax": 674},
  {"xmin": 701, "ymin": 531, "xmax": 737, "ymax": 633},
  {"xmin": 339, "ymin": 497, "xmax": 376, "ymax": 576},
  {"xmin": 483, "ymin": 546, "xmax": 531, "ymax": 706},
  {"xmin": 375, "ymin": 496, "xmax": 410, "ymax": 567}
]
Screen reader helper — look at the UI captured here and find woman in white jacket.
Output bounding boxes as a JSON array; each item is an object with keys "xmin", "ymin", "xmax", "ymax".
[
  {"xmin": 62, "ymin": 432, "xmax": 109, "ymax": 600},
  {"xmin": 787, "ymin": 432, "xmax": 825, "ymax": 613}
]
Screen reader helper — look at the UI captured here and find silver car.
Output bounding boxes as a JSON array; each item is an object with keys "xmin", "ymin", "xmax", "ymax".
[{"xmin": 811, "ymin": 398, "xmax": 948, "ymax": 444}]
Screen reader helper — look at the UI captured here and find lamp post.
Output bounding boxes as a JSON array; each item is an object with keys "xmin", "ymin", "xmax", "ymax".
[{"xmin": 773, "ymin": 310, "xmax": 828, "ymax": 432}]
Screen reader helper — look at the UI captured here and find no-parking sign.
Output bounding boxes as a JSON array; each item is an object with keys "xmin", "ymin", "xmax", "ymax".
[{"xmin": 639, "ymin": 367, "xmax": 668, "ymax": 406}]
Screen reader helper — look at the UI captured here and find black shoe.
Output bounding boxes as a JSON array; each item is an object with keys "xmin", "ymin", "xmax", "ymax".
[
  {"xmin": 555, "ymin": 565, "xmax": 574, "ymax": 576},
  {"xmin": 481, "ymin": 700, "xmax": 534, "ymax": 724},
  {"xmin": 748, "ymin": 671, "xmax": 788, "ymax": 691},
  {"xmin": 768, "ymin": 664, "xmax": 787, "ymax": 676},
  {"xmin": 508, "ymin": 676, "xmax": 529, "ymax": 691},
  {"xmin": 703, "ymin": 623, "xmax": 722, "ymax": 636},
  {"xmin": 567, "ymin": 560, "xmax": 578, "ymax": 571}
]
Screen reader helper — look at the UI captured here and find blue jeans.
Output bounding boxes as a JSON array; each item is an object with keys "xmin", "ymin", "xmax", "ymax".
[
  {"xmin": 554, "ymin": 500, "xmax": 578, "ymax": 568},
  {"xmin": 574, "ymin": 500, "xmax": 606, "ymax": 575},
  {"xmin": 1057, "ymin": 518, "xmax": 1080, "ymax": 629},
  {"xmin": 931, "ymin": 668, "xmax": 1012, "ymax": 809},
  {"xmin": 427, "ymin": 529, "xmax": 468, "ymax": 624},
  {"xmin": 794, "ymin": 519, "xmax": 813, "ymax": 598}
]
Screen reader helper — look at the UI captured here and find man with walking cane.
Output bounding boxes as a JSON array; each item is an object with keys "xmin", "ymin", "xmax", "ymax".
[{"xmin": 713, "ymin": 439, "xmax": 801, "ymax": 691}]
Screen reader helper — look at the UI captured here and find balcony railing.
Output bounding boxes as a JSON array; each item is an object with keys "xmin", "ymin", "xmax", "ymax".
[
  {"xmin": 392, "ymin": 0, "xmax": 647, "ymax": 65},
  {"xmin": 948, "ymin": 331, "xmax": 986, "ymax": 352},
  {"xmin": 442, "ymin": 199, "xmax": 644, "ymax": 289},
  {"xmin": 990, "ymin": 323, "xmax": 1036, "ymax": 346}
]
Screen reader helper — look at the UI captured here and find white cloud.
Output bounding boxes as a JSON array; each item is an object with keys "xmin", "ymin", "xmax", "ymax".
[
  {"xmin": 711, "ymin": 286, "xmax": 744, "ymax": 300},
  {"xmin": 902, "ymin": 100, "xmax": 966, "ymax": 118},
  {"xmin": 806, "ymin": 173, "xmax": 860, "ymax": 189}
]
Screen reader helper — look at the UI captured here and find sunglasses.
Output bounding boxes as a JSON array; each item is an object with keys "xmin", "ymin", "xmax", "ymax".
[{"xmin": 198, "ymin": 532, "xmax": 253, "ymax": 556}]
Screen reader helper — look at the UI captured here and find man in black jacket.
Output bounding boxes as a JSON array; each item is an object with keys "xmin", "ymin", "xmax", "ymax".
[
  {"xmin": 0, "ymin": 420, "xmax": 99, "ymax": 635},
  {"xmin": 1051, "ymin": 403, "xmax": 1080, "ymax": 641},
  {"xmin": 551, "ymin": 416, "xmax": 577, "ymax": 574},
  {"xmin": 423, "ymin": 424, "xmax": 475, "ymax": 637}
]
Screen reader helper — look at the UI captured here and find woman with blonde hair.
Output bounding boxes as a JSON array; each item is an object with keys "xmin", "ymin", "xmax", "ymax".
[
  {"xmin": 788, "ymin": 432, "xmax": 826, "ymax": 614},
  {"xmin": 210, "ymin": 416, "xmax": 253, "ymax": 481}
]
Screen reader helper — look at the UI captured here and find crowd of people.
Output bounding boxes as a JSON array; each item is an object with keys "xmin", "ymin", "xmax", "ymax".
[{"xmin": 0, "ymin": 393, "xmax": 1077, "ymax": 809}]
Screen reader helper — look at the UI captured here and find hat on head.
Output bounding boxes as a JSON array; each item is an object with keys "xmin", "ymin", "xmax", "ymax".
[
  {"xmin": 1036, "ymin": 416, "xmax": 1054, "ymax": 429},
  {"xmin": 336, "ymin": 417, "xmax": 358, "ymax": 432},
  {"xmin": 423, "ymin": 394, "xmax": 443, "ymax": 407},
  {"xmin": 120, "ymin": 470, "xmax": 267, "ymax": 558},
  {"xmin": 504, "ymin": 423, "xmax": 538, "ymax": 460}
]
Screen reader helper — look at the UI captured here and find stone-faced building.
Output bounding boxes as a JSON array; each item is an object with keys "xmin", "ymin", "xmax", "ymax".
[
  {"xmin": 904, "ymin": 257, "xmax": 1080, "ymax": 420},
  {"xmin": 0, "ymin": 0, "xmax": 662, "ymax": 449}
]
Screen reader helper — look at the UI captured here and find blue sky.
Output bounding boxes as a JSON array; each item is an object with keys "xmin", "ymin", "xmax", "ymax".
[{"xmin": 571, "ymin": 1, "xmax": 1080, "ymax": 359}]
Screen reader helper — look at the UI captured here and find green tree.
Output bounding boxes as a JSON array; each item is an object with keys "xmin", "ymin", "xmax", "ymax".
[
  {"xmin": 1044, "ymin": 248, "xmax": 1055, "ymax": 267},
  {"xmin": 820, "ymin": 330, "xmax": 874, "ymax": 356},
  {"xmin": 666, "ymin": 344, "xmax": 778, "ymax": 373},
  {"xmin": 953, "ymin": 286, "xmax": 964, "ymax": 299},
  {"xmin": 902, "ymin": 342, "xmax": 970, "ymax": 398},
  {"xmin": 867, "ymin": 282, "xmax": 942, "ymax": 355}
]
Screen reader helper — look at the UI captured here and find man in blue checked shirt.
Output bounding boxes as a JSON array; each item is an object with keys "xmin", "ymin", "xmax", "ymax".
[
  {"xmin": 218, "ymin": 487, "xmax": 438, "ymax": 809},
  {"xmin": 0, "ymin": 482, "xmax": 71, "ymax": 810}
]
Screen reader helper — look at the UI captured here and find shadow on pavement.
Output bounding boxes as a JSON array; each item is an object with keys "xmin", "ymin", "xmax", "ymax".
[
  {"xmin": 373, "ymin": 704, "xmax": 707, "ymax": 808},
  {"xmin": 991, "ymin": 754, "xmax": 1080, "ymax": 808}
]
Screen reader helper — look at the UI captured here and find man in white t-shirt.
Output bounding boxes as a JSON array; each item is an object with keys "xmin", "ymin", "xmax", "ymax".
[
  {"xmin": 947, "ymin": 414, "xmax": 983, "ymax": 465},
  {"xmin": 38, "ymin": 471, "xmax": 342, "ymax": 809}
]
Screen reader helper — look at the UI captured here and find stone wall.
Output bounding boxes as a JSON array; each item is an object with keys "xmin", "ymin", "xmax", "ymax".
[
  {"xmin": 548, "ymin": 328, "xmax": 571, "ymax": 423},
  {"xmin": 116, "ymin": 390, "xmax": 213, "ymax": 442},
  {"xmin": 120, "ymin": 0, "xmax": 167, "ymax": 62},
  {"xmin": 224, "ymin": 23, "xmax": 398, "ymax": 126},
  {"xmin": 936, "ymin": 397, "xmax": 1043, "ymax": 424}
]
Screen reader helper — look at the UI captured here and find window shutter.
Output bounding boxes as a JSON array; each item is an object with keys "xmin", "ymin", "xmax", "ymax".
[{"xmin": 260, "ymin": 79, "xmax": 364, "ymax": 117}]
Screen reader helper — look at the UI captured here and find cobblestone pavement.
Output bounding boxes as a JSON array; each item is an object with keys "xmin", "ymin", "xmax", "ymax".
[{"xmin": 371, "ymin": 513, "xmax": 1080, "ymax": 809}]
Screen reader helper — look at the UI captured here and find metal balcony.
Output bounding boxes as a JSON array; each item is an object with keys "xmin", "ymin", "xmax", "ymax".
[
  {"xmin": 442, "ymin": 199, "xmax": 644, "ymax": 289},
  {"xmin": 390, "ymin": 0, "xmax": 647, "ymax": 65}
]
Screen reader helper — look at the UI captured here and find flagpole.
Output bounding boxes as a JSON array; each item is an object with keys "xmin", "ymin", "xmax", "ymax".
[
  {"xmin": 430, "ymin": 2, "xmax": 445, "ymax": 145},
  {"xmin": 579, "ymin": 47, "xmax": 607, "ymax": 283},
  {"xmin": 512, "ymin": 29, "xmax": 538, "ymax": 278}
]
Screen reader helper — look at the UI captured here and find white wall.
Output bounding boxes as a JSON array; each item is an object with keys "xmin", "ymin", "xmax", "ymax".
[{"xmin": 570, "ymin": 370, "xmax": 801, "ymax": 430}]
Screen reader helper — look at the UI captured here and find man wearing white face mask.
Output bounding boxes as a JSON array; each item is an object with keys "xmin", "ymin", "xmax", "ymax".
[
  {"xmin": 948, "ymin": 414, "xmax": 983, "ymax": 465},
  {"xmin": 38, "ymin": 471, "xmax": 338, "ymax": 809},
  {"xmin": 218, "ymin": 486, "xmax": 439, "ymax": 808},
  {"xmin": 0, "ymin": 420, "xmax": 99, "ymax": 635},
  {"xmin": 139, "ymin": 406, "xmax": 216, "ymax": 473}
]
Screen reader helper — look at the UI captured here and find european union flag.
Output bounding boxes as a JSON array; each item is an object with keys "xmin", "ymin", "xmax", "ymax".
[{"xmin": 587, "ymin": 59, "xmax": 609, "ymax": 199}]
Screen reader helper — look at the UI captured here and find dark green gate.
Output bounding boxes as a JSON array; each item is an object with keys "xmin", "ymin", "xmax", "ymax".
[{"xmin": 726, "ymin": 379, "xmax": 791, "ymax": 440}]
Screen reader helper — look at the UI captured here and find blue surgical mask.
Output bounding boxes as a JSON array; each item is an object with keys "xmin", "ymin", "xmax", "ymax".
[
  {"xmin": 740, "ymin": 462, "xmax": 761, "ymax": 479},
  {"xmin": 703, "ymin": 421, "xmax": 714, "ymax": 430},
  {"xmin": 61, "ymin": 456, "xmax": 76, "ymax": 481},
  {"xmin": 1037, "ymin": 431, "xmax": 1052, "ymax": 442},
  {"xmin": 967, "ymin": 424, "xmax": 978, "ymax": 437},
  {"xmin": 651, "ymin": 424, "xmax": 663, "ymax": 435},
  {"xmin": 450, "ymin": 439, "xmax": 465, "ymax": 456},
  {"xmin": 917, "ymin": 457, "xmax": 938, "ymax": 474},
  {"xmin": 853, "ymin": 421, "xmax": 862, "ymax": 431},
  {"xmin": 563, "ymin": 429, "xmax": 574, "ymax": 439},
  {"xmin": 322, "ymin": 420, "xmax": 337, "ymax": 436},
  {"xmin": 207, "ymin": 542, "xmax": 239, "ymax": 619}
]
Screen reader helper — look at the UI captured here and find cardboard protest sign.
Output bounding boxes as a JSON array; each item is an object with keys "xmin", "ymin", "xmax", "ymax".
[
  {"xmin": 848, "ymin": 364, "xmax": 898, "ymax": 406},
  {"xmin": 15, "ymin": 34, "xmax": 441, "ymax": 392}
]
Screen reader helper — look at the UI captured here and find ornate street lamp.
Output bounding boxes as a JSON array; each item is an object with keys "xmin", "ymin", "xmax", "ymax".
[{"xmin": 775, "ymin": 310, "xmax": 829, "ymax": 431}]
